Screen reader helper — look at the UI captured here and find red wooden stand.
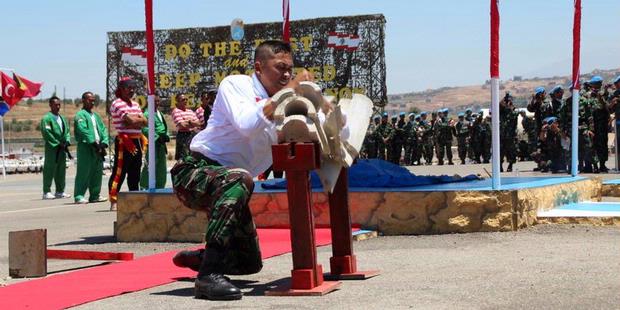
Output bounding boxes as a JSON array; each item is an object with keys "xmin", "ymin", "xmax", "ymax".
[
  {"xmin": 266, "ymin": 143, "xmax": 341, "ymax": 296},
  {"xmin": 324, "ymin": 167, "xmax": 380, "ymax": 280}
]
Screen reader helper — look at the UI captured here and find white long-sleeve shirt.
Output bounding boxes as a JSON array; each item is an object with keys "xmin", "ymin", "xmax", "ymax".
[{"xmin": 190, "ymin": 74, "xmax": 276, "ymax": 176}]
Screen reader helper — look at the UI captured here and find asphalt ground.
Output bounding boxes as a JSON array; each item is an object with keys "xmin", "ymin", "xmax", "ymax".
[{"xmin": 1, "ymin": 159, "xmax": 619, "ymax": 309}]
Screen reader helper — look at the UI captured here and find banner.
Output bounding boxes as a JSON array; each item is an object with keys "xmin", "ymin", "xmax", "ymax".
[{"xmin": 106, "ymin": 14, "xmax": 387, "ymax": 112}]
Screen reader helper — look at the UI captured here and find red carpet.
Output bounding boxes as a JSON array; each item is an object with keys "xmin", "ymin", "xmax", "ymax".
[{"xmin": 0, "ymin": 228, "xmax": 337, "ymax": 309}]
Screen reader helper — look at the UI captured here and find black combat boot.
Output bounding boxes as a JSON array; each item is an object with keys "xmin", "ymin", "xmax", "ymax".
[
  {"xmin": 600, "ymin": 162, "xmax": 609, "ymax": 173},
  {"xmin": 173, "ymin": 249, "xmax": 204, "ymax": 271},
  {"xmin": 194, "ymin": 247, "xmax": 242, "ymax": 300}
]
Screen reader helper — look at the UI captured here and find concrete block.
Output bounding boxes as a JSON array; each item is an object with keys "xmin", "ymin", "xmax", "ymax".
[{"xmin": 9, "ymin": 229, "xmax": 47, "ymax": 278}]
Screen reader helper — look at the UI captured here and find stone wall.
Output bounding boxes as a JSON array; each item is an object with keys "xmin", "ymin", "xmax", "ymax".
[{"xmin": 116, "ymin": 178, "xmax": 602, "ymax": 242}]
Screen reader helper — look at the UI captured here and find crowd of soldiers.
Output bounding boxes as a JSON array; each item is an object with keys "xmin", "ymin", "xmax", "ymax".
[{"xmin": 362, "ymin": 75, "xmax": 620, "ymax": 174}]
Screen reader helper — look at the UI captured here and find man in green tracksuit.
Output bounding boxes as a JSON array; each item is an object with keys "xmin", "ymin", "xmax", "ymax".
[
  {"xmin": 140, "ymin": 95, "xmax": 170, "ymax": 189},
  {"xmin": 41, "ymin": 96, "xmax": 71, "ymax": 200},
  {"xmin": 73, "ymin": 92, "xmax": 109, "ymax": 204}
]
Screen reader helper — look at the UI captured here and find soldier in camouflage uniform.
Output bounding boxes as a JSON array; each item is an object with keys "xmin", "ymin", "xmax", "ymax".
[
  {"xmin": 434, "ymin": 108, "xmax": 455, "ymax": 165},
  {"xmin": 527, "ymin": 87, "xmax": 548, "ymax": 170},
  {"xmin": 169, "ymin": 41, "xmax": 308, "ymax": 300},
  {"xmin": 419, "ymin": 112, "xmax": 434, "ymax": 165},
  {"xmin": 480, "ymin": 114, "xmax": 492, "ymax": 163},
  {"xmin": 388, "ymin": 112, "xmax": 407, "ymax": 164},
  {"xmin": 374, "ymin": 112, "xmax": 393, "ymax": 161},
  {"xmin": 362, "ymin": 115, "xmax": 380, "ymax": 159},
  {"xmin": 589, "ymin": 76, "xmax": 611, "ymax": 172},
  {"xmin": 403, "ymin": 113, "xmax": 417, "ymax": 165},
  {"xmin": 413, "ymin": 114, "xmax": 424, "ymax": 165},
  {"xmin": 520, "ymin": 110, "xmax": 537, "ymax": 160},
  {"xmin": 499, "ymin": 93, "xmax": 519, "ymax": 172},
  {"xmin": 455, "ymin": 113, "xmax": 469, "ymax": 164}
]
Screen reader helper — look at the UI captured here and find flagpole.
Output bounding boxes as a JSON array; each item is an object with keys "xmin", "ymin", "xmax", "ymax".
[
  {"xmin": 490, "ymin": 0, "xmax": 501, "ymax": 189},
  {"xmin": 145, "ymin": 0, "xmax": 156, "ymax": 190},
  {"xmin": 571, "ymin": 0, "xmax": 581, "ymax": 177},
  {"xmin": 1, "ymin": 116, "xmax": 6, "ymax": 179}
]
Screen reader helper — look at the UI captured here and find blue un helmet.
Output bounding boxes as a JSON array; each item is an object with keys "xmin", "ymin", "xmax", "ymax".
[
  {"xmin": 382, "ymin": 112, "xmax": 388, "ymax": 118},
  {"xmin": 399, "ymin": 111, "xmax": 406, "ymax": 117},
  {"xmin": 613, "ymin": 76, "xmax": 620, "ymax": 85},
  {"xmin": 589, "ymin": 75, "xmax": 603, "ymax": 84},
  {"xmin": 535, "ymin": 86, "xmax": 545, "ymax": 95},
  {"xmin": 550, "ymin": 85, "xmax": 563, "ymax": 94},
  {"xmin": 458, "ymin": 112, "xmax": 465, "ymax": 118},
  {"xmin": 420, "ymin": 111, "xmax": 428, "ymax": 117},
  {"xmin": 546, "ymin": 116, "xmax": 558, "ymax": 125}
]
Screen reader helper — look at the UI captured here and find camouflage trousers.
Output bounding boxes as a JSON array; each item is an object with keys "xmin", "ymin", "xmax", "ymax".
[{"xmin": 171, "ymin": 154, "xmax": 262, "ymax": 275}]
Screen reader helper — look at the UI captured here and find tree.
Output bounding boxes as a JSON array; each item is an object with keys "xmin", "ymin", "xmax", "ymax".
[
  {"xmin": 93, "ymin": 94, "xmax": 102, "ymax": 106},
  {"xmin": 26, "ymin": 98, "xmax": 34, "ymax": 106},
  {"xmin": 408, "ymin": 106, "xmax": 421, "ymax": 114}
]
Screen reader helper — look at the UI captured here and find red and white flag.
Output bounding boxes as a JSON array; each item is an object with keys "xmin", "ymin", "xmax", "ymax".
[
  {"xmin": 121, "ymin": 47, "xmax": 147, "ymax": 66},
  {"xmin": 327, "ymin": 32, "xmax": 360, "ymax": 51},
  {"xmin": 282, "ymin": 0, "xmax": 290, "ymax": 42},
  {"xmin": 1, "ymin": 72, "xmax": 24, "ymax": 106},
  {"xmin": 572, "ymin": 0, "xmax": 581, "ymax": 90},
  {"xmin": 490, "ymin": 0, "xmax": 500, "ymax": 78}
]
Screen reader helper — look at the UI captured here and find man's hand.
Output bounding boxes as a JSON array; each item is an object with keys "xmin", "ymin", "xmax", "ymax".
[
  {"xmin": 124, "ymin": 114, "xmax": 147, "ymax": 129},
  {"xmin": 263, "ymin": 69, "xmax": 315, "ymax": 120}
]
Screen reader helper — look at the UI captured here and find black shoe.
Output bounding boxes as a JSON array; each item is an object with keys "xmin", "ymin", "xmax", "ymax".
[
  {"xmin": 533, "ymin": 167, "xmax": 540, "ymax": 171},
  {"xmin": 448, "ymin": 161, "xmax": 454, "ymax": 165},
  {"xmin": 507, "ymin": 163, "xmax": 513, "ymax": 172},
  {"xmin": 600, "ymin": 165, "xmax": 609, "ymax": 173},
  {"xmin": 195, "ymin": 273, "xmax": 242, "ymax": 300},
  {"xmin": 173, "ymin": 249, "xmax": 204, "ymax": 272}
]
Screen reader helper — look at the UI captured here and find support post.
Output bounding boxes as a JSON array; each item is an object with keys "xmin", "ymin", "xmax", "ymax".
[
  {"xmin": 266, "ymin": 142, "xmax": 340, "ymax": 296},
  {"xmin": 325, "ymin": 167, "xmax": 379, "ymax": 280},
  {"xmin": 491, "ymin": 78, "xmax": 501, "ymax": 189},
  {"xmin": 572, "ymin": 90, "xmax": 579, "ymax": 176},
  {"xmin": 1, "ymin": 115, "xmax": 6, "ymax": 179}
]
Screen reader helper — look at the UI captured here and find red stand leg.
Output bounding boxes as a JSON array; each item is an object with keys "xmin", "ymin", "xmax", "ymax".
[
  {"xmin": 265, "ymin": 143, "xmax": 341, "ymax": 296},
  {"xmin": 325, "ymin": 168, "xmax": 380, "ymax": 280}
]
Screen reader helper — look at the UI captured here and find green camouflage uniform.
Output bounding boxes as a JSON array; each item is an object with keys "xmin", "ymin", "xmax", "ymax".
[
  {"xmin": 521, "ymin": 115, "xmax": 537, "ymax": 158},
  {"xmin": 403, "ymin": 119, "xmax": 418, "ymax": 165},
  {"xmin": 455, "ymin": 118, "xmax": 470, "ymax": 164},
  {"xmin": 171, "ymin": 155, "xmax": 262, "ymax": 275},
  {"xmin": 500, "ymin": 105, "xmax": 519, "ymax": 167},
  {"xmin": 419, "ymin": 120, "xmax": 434, "ymax": 164},
  {"xmin": 434, "ymin": 117, "xmax": 454, "ymax": 165},
  {"xmin": 362, "ymin": 122, "xmax": 378, "ymax": 159},
  {"xmin": 374, "ymin": 121, "xmax": 393, "ymax": 161}
]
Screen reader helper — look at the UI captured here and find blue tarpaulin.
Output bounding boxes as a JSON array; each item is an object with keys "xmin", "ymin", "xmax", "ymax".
[{"xmin": 261, "ymin": 159, "xmax": 481, "ymax": 190}]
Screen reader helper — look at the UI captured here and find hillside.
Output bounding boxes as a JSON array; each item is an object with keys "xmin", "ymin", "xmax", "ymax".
[{"xmin": 386, "ymin": 68, "xmax": 620, "ymax": 115}]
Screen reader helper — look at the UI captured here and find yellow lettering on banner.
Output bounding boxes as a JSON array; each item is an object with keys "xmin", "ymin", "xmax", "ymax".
[
  {"xmin": 176, "ymin": 73, "xmax": 187, "ymax": 88},
  {"xmin": 214, "ymin": 42, "xmax": 227, "ymax": 57},
  {"xmin": 339, "ymin": 88, "xmax": 352, "ymax": 98},
  {"xmin": 189, "ymin": 72, "xmax": 201, "ymax": 87},
  {"xmin": 353, "ymin": 87, "xmax": 366, "ymax": 95},
  {"xmin": 299, "ymin": 36, "xmax": 313, "ymax": 51},
  {"xmin": 224, "ymin": 57, "xmax": 249, "ymax": 68},
  {"xmin": 159, "ymin": 74, "xmax": 172, "ymax": 88},
  {"xmin": 136, "ymin": 95, "xmax": 147, "ymax": 109},
  {"xmin": 254, "ymin": 39, "xmax": 265, "ymax": 47},
  {"xmin": 229, "ymin": 41, "xmax": 241, "ymax": 56},
  {"xmin": 214, "ymin": 71, "xmax": 227, "ymax": 85},
  {"xmin": 323, "ymin": 65, "xmax": 336, "ymax": 81},
  {"xmin": 164, "ymin": 45, "xmax": 177, "ymax": 60},
  {"xmin": 178, "ymin": 44, "xmax": 191, "ymax": 59},
  {"xmin": 307, "ymin": 66, "xmax": 320, "ymax": 79},
  {"xmin": 324, "ymin": 88, "xmax": 338, "ymax": 97},
  {"xmin": 200, "ymin": 42, "xmax": 212, "ymax": 57},
  {"xmin": 186, "ymin": 94, "xmax": 197, "ymax": 108},
  {"xmin": 289, "ymin": 38, "xmax": 298, "ymax": 52}
]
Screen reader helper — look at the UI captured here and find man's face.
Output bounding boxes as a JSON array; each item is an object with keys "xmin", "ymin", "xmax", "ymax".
[
  {"xmin": 82, "ymin": 93, "xmax": 94, "ymax": 111},
  {"xmin": 201, "ymin": 92, "xmax": 216, "ymax": 108},
  {"xmin": 177, "ymin": 94, "xmax": 188, "ymax": 109},
  {"xmin": 255, "ymin": 51, "xmax": 293, "ymax": 96},
  {"xmin": 119, "ymin": 85, "xmax": 136, "ymax": 100},
  {"xmin": 49, "ymin": 99, "xmax": 61, "ymax": 115},
  {"xmin": 381, "ymin": 116, "xmax": 388, "ymax": 124},
  {"xmin": 553, "ymin": 90, "xmax": 564, "ymax": 99},
  {"xmin": 154, "ymin": 95, "xmax": 160, "ymax": 109},
  {"xmin": 591, "ymin": 82, "xmax": 602, "ymax": 90},
  {"xmin": 374, "ymin": 118, "xmax": 380, "ymax": 125}
]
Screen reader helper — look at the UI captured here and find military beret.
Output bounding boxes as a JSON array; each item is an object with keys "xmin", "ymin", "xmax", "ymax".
[
  {"xmin": 465, "ymin": 108, "xmax": 472, "ymax": 113},
  {"xmin": 589, "ymin": 75, "xmax": 603, "ymax": 84},
  {"xmin": 613, "ymin": 76, "xmax": 620, "ymax": 84},
  {"xmin": 373, "ymin": 115, "xmax": 380, "ymax": 120},
  {"xmin": 550, "ymin": 85, "xmax": 563, "ymax": 94},
  {"xmin": 535, "ymin": 87, "xmax": 545, "ymax": 95},
  {"xmin": 382, "ymin": 112, "xmax": 388, "ymax": 117},
  {"xmin": 399, "ymin": 111, "xmax": 406, "ymax": 116},
  {"xmin": 546, "ymin": 116, "xmax": 557, "ymax": 125},
  {"xmin": 420, "ymin": 111, "xmax": 428, "ymax": 116},
  {"xmin": 408, "ymin": 113, "xmax": 415, "ymax": 118},
  {"xmin": 458, "ymin": 112, "xmax": 465, "ymax": 117}
]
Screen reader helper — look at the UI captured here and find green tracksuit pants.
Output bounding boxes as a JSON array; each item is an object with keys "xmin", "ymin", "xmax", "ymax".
[
  {"xmin": 74, "ymin": 143, "xmax": 103, "ymax": 202},
  {"xmin": 140, "ymin": 142, "xmax": 168, "ymax": 189},
  {"xmin": 43, "ymin": 146, "xmax": 66, "ymax": 194}
]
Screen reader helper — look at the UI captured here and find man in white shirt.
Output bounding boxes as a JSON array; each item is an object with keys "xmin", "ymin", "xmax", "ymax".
[{"xmin": 171, "ymin": 40, "xmax": 311, "ymax": 301}]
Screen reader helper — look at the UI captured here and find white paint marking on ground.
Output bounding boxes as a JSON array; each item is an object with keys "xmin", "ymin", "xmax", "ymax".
[
  {"xmin": 0, "ymin": 204, "xmax": 77, "ymax": 215},
  {"xmin": 537, "ymin": 209, "xmax": 620, "ymax": 218}
]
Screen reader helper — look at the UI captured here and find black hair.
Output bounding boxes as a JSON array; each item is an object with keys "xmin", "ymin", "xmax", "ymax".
[
  {"xmin": 49, "ymin": 96, "xmax": 60, "ymax": 104},
  {"xmin": 254, "ymin": 40, "xmax": 292, "ymax": 62},
  {"xmin": 81, "ymin": 91, "xmax": 93, "ymax": 100}
]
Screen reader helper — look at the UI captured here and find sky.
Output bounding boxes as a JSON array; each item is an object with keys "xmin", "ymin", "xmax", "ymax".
[{"xmin": 2, "ymin": 0, "xmax": 618, "ymax": 99}]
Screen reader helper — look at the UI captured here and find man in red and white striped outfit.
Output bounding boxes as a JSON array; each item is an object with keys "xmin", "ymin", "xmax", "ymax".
[
  {"xmin": 171, "ymin": 93, "xmax": 201, "ymax": 160},
  {"xmin": 108, "ymin": 77, "xmax": 147, "ymax": 211}
]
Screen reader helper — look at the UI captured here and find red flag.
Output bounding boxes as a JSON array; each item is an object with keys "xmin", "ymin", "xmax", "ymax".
[
  {"xmin": 572, "ymin": 0, "xmax": 581, "ymax": 90},
  {"xmin": 144, "ymin": 0, "xmax": 155, "ymax": 95},
  {"xmin": 13, "ymin": 73, "xmax": 42, "ymax": 98},
  {"xmin": 490, "ymin": 0, "xmax": 500, "ymax": 78},
  {"xmin": 282, "ymin": 0, "xmax": 290, "ymax": 42},
  {"xmin": 1, "ymin": 72, "xmax": 24, "ymax": 106}
]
